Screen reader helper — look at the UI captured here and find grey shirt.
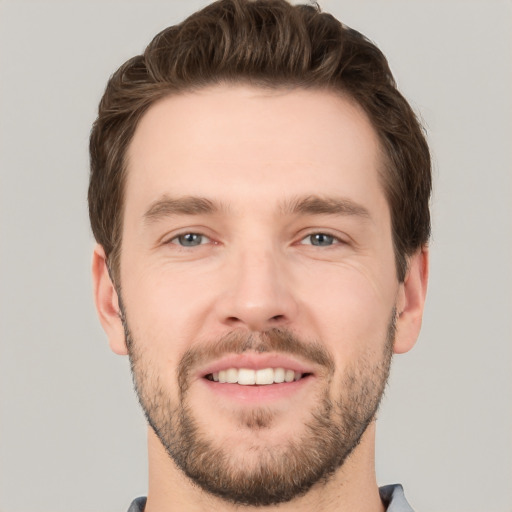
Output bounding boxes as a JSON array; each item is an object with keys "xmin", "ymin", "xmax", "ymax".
[{"xmin": 127, "ymin": 484, "xmax": 414, "ymax": 511}]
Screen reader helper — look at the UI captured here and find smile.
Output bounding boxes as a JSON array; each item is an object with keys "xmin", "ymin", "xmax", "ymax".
[{"xmin": 206, "ymin": 367, "xmax": 309, "ymax": 385}]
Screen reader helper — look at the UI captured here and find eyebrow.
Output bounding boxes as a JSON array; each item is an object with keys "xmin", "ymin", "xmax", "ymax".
[
  {"xmin": 143, "ymin": 195, "xmax": 221, "ymax": 224},
  {"xmin": 143, "ymin": 194, "xmax": 371, "ymax": 224},
  {"xmin": 281, "ymin": 195, "xmax": 371, "ymax": 219}
]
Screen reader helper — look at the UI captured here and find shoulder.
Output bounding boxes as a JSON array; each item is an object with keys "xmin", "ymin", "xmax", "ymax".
[
  {"xmin": 379, "ymin": 484, "xmax": 415, "ymax": 512},
  {"xmin": 127, "ymin": 496, "xmax": 147, "ymax": 512}
]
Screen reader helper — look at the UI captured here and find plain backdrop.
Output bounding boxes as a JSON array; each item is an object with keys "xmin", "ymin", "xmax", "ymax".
[{"xmin": 0, "ymin": 1, "xmax": 511, "ymax": 511}]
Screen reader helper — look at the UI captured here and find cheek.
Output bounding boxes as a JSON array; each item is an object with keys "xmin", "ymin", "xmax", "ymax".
[
  {"xmin": 122, "ymin": 264, "xmax": 215, "ymax": 355},
  {"xmin": 297, "ymin": 263, "xmax": 396, "ymax": 358}
]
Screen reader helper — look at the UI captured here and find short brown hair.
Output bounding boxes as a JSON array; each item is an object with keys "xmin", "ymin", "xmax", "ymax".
[{"xmin": 89, "ymin": 0, "xmax": 431, "ymax": 283}]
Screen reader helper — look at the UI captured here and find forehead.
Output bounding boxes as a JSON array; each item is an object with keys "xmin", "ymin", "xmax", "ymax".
[{"xmin": 125, "ymin": 84, "xmax": 386, "ymax": 216}]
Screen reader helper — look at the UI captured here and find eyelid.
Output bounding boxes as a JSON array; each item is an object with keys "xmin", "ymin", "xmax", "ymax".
[
  {"xmin": 298, "ymin": 230, "xmax": 348, "ymax": 246},
  {"xmin": 169, "ymin": 232, "xmax": 210, "ymax": 245},
  {"xmin": 160, "ymin": 228, "xmax": 214, "ymax": 246}
]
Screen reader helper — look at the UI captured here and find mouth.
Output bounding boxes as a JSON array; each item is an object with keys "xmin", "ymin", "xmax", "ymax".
[
  {"xmin": 205, "ymin": 367, "xmax": 311, "ymax": 385},
  {"xmin": 198, "ymin": 354, "xmax": 316, "ymax": 403}
]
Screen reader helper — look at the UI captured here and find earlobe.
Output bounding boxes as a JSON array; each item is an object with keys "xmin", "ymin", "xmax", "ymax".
[
  {"xmin": 91, "ymin": 244, "xmax": 128, "ymax": 355},
  {"xmin": 393, "ymin": 246, "xmax": 429, "ymax": 354}
]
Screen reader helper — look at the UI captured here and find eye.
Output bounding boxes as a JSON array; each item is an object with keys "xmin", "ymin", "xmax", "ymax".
[
  {"xmin": 170, "ymin": 233, "xmax": 210, "ymax": 247},
  {"xmin": 301, "ymin": 233, "xmax": 339, "ymax": 247}
]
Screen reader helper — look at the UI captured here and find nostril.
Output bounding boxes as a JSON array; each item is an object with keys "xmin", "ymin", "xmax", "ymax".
[{"xmin": 222, "ymin": 311, "xmax": 289, "ymax": 331}]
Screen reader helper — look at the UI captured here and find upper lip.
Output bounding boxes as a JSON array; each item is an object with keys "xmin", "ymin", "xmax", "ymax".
[{"xmin": 198, "ymin": 353, "xmax": 316, "ymax": 379}]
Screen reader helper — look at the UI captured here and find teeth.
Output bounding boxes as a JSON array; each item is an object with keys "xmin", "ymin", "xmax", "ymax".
[
  {"xmin": 208, "ymin": 367, "xmax": 304, "ymax": 385},
  {"xmin": 238, "ymin": 368, "xmax": 256, "ymax": 385},
  {"xmin": 285, "ymin": 369, "xmax": 295, "ymax": 383},
  {"xmin": 274, "ymin": 367, "xmax": 285, "ymax": 383},
  {"xmin": 255, "ymin": 368, "xmax": 274, "ymax": 385},
  {"xmin": 226, "ymin": 368, "xmax": 238, "ymax": 383}
]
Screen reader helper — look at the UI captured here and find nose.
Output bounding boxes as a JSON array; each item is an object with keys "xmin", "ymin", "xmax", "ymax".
[{"xmin": 216, "ymin": 245, "xmax": 298, "ymax": 332}]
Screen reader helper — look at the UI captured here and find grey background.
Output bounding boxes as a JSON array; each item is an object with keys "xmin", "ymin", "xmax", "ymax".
[{"xmin": 0, "ymin": 1, "xmax": 511, "ymax": 511}]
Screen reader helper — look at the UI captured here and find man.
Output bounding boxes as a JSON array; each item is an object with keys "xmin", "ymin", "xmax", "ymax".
[{"xmin": 89, "ymin": 0, "xmax": 430, "ymax": 510}]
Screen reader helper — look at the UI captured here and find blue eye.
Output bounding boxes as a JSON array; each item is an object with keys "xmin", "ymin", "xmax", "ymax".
[
  {"xmin": 172, "ymin": 233, "xmax": 208, "ymax": 246},
  {"xmin": 303, "ymin": 233, "xmax": 336, "ymax": 246}
]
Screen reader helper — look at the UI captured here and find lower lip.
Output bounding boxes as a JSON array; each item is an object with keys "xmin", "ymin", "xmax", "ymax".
[{"xmin": 200, "ymin": 375, "xmax": 313, "ymax": 403}]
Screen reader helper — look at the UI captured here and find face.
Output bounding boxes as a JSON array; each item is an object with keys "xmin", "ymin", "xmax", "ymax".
[{"xmin": 95, "ymin": 85, "xmax": 423, "ymax": 506}]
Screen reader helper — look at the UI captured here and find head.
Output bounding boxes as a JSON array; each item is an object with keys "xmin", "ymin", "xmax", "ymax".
[
  {"xmin": 89, "ymin": 0, "xmax": 431, "ymax": 286},
  {"xmin": 90, "ymin": 0, "xmax": 430, "ymax": 507}
]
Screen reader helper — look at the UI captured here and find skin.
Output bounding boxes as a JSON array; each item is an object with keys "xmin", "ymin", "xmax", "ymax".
[{"xmin": 92, "ymin": 85, "xmax": 428, "ymax": 511}]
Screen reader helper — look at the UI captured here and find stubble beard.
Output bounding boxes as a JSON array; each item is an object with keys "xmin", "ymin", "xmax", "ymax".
[{"xmin": 123, "ymin": 314, "xmax": 395, "ymax": 507}]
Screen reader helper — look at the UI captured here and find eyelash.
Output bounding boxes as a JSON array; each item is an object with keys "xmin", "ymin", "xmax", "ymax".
[
  {"xmin": 164, "ymin": 231, "xmax": 345, "ymax": 249},
  {"xmin": 167, "ymin": 232, "xmax": 212, "ymax": 247},
  {"xmin": 299, "ymin": 232, "xmax": 344, "ymax": 247}
]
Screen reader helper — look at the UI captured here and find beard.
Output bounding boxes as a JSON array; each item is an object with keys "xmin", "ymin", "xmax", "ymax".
[{"xmin": 122, "ymin": 310, "xmax": 395, "ymax": 507}]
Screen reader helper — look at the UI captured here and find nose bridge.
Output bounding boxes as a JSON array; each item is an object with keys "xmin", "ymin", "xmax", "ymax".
[{"xmin": 219, "ymin": 238, "xmax": 296, "ymax": 330}]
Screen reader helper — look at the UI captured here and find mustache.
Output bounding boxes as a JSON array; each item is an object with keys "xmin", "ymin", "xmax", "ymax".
[{"xmin": 177, "ymin": 328, "xmax": 335, "ymax": 393}]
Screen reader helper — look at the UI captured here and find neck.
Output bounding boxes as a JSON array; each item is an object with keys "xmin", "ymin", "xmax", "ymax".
[{"xmin": 144, "ymin": 421, "xmax": 385, "ymax": 512}]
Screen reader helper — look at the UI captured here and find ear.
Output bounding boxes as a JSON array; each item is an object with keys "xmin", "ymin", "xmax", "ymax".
[
  {"xmin": 91, "ymin": 244, "xmax": 128, "ymax": 355},
  {"xmin": 393, "ymin": 246, "xmax": 429, "ymax": 354}
]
